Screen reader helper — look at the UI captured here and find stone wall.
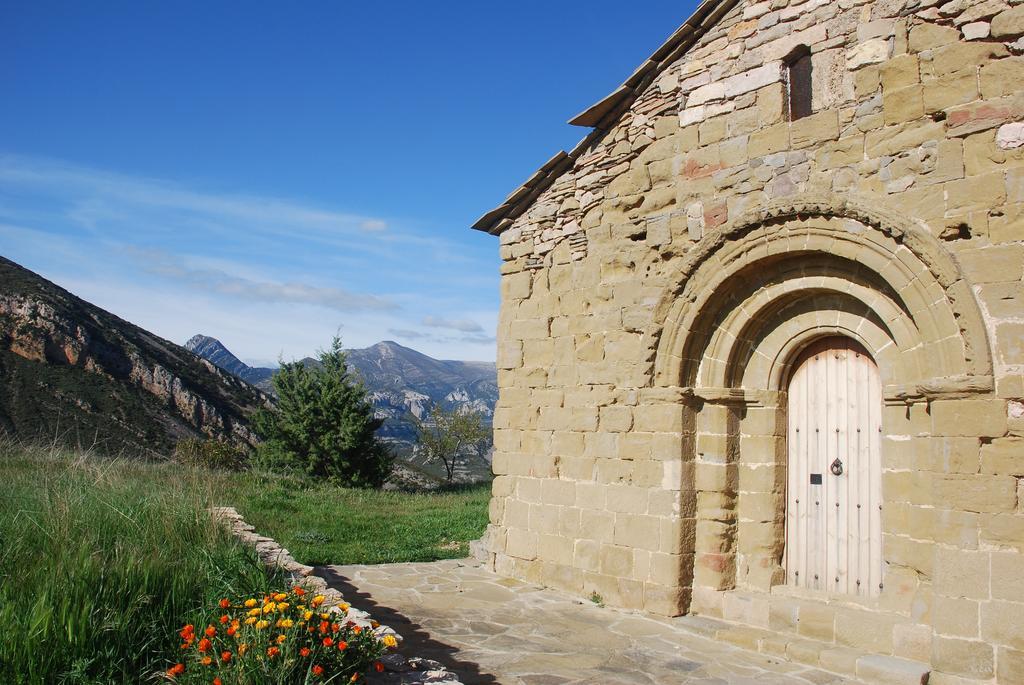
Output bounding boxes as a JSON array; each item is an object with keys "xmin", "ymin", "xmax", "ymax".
[{"xmin": 482, "ymin": 0, "xmax": 1024, "ymax": 682}]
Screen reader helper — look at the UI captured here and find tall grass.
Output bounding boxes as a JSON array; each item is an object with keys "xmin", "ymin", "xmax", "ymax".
[{"xmin": 0, "ymin": 443, "xmax": 281, "ymax": 684}]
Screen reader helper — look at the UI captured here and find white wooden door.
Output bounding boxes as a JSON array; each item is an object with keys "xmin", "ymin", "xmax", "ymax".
[{"xmin": 785, "ymin": 337, "xmax": 882, "ymax": 597}]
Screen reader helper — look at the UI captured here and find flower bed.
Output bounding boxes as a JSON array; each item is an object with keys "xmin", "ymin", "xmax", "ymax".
[
  {"xmin": 166, "ymin": 588, "xmax": 390, "ymax": 683},
  {"xmin": 208, "ymin": 507, "xmax": 463, "ymax": 685}
]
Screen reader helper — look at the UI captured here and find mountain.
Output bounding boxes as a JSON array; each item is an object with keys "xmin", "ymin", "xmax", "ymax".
[
  {"xmin": 185, "ymin": 335, "xmax": 275, "ymax": 387},
  {"xmin": 0, "ymin": 257, "xmax": 268, "ymax": 456},
  {"xmin": 185, "ymin": 337, "xmax": 497, "ymax": 454}
]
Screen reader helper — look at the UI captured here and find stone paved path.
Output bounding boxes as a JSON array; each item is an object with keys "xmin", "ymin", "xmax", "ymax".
[{"xmin": 319, "ymin": 559, "xmax": 862, "ymax": 685}]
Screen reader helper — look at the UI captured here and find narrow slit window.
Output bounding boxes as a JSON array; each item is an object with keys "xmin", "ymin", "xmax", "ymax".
[{"xmin": 787, "ymin": 47, "xmax": 813, "ymax": 121}]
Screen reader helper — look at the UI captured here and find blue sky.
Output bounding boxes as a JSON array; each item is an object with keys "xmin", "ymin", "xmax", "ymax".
[{"xmin": 1, "ymin": 1, "xmax": 696, "ymax": 363}]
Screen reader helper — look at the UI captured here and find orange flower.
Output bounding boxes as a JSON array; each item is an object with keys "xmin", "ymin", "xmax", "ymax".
[
  {"xmin": 179, "ymin": 625, "xmax": 195, "ymax": 639},
  {"xmin": 226, "ymin": 625, "xmax": 237, "ymax": 637},
  {"xmin": 219, "ymin": 598, "xmax": 231, "ymax": 609},
  {"xmin": 204, "ymin": 625, "xmax": 217, "ymax": 638},
  {"xmin": 319, "ymin": 621, "xmax": 329, "ymax": 634},
  {"xmin": 166, "ymin": 663, "xmax": 186, "ymax": 678},
  {"xmin": 300, "ymin": 647, "xmax": 311, "ymax": 657},
  {"xmin": 331, "ymin": 622, "xmax": 340, "ymax": 633},
  {"xmin": 220, "ymin": 651, "xmax": 232, "ymax": 663},
  {"xmin": 267, "ymin": 646, "xmax": 280, "ymax": 658},
  {"xmin": 198, "ymin": 638, "xmax": 212, "ymax": 653},
  {"xmin": 353, "ymin": 625, "xmax": 362, "ymax": 635},
  {"xmin": 214, "ymin": 678, "xmax": 223, "ymax": 685},
  {"xmin": 200, "ymin": 656, "xmax": 213, "ymax": 666},
  {"xmin": 312, "ymin": 664, "xmax": 325, "ymax": 677},
  {"xmin": 276, "ymin": 634, "xmax": 287, "ymax": 645},
  {"xmin": 220, "ymin": 614, "xmax": 230, "ymax": 625},
  {"xmin": 374, "ymin": 661, "xmax": 385, "ymax": 672},
  {"xmin": 293, "ymin": 586, "xmax": 306, "ymax": 596},
  {"xmin": 238, "ymin": 643, "xmax": 249, "ymax": 656},
  {"xmin": 337, "ymin": 640, "xmax": 348, "ymax": 651},
  {"xmin": 350, "ymin": 674, "xmax": 360, "ymax": 682},
  {"xmin": 322, "ymin": 637, "xmax": 334, "ymax": 647}
]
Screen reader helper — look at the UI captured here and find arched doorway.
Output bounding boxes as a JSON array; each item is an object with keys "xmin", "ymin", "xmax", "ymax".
[{"xmin": 785, "ymin": 336, "xmax": 882, "ymax": 597}]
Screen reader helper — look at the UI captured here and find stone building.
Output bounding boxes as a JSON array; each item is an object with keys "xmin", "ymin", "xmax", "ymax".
[{"xmin": 472, "ymin": 0, "xmax": 1024, "ymax": 682}]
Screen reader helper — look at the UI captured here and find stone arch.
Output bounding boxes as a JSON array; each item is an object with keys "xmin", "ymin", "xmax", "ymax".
[
  {"xmin": 642, "ymin": 194, "xmax": 996, "ymax": 606},
  {"xmin": 642, "ymin": 193, "xmax": 993, "ymax": 394}
]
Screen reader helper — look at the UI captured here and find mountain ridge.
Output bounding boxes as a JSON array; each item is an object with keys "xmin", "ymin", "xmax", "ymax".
[
  {"xmin": 184, "ymin": 336, "xmax": 497, "ymax": 452},
  {"xmin": 0, "ymin": 256, "xmax": 268, "ymax": 455}
]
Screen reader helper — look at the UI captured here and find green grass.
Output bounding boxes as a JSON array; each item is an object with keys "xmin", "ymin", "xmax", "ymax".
[
  {"xmin": 0, "ymin": 443, "xmax": 490, "ymax": 682},
  {"xmin": 212, "ymin": 472, "xmax": 491, "ymax": 566},
  {"xmin": 0, "ymin": 443, "xmax": 283, "ymax": 685}
]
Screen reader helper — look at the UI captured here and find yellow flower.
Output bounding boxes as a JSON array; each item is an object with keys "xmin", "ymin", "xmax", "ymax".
[
  {"xmin": 320, "ymin": 613, "xmax": 329, "ymax": 621},
  {"xmin": 244, "ymin": 599, "xmax": 258, "ymax": 608},
  {"xmin": 263, "ymin": 603, "xmax": 276, "ymax": 614},
  {"xmin": 277, "ymin": 602, "xmax": 290, "ymax": 611},
  {"xmin": 279, "ymin": 619, "xmax": 295, "ymax": 629},
  {"xmin": 244, "ymin": 617, "xmax": 257, "ymax": 625},
  {"xmin": 303, "ymin": 611, "xmax": 313, "ymax": 621},
  {"xmin": 247, "ymin": 608, "xmax": 262, "ymax": 617},
  {"xmin": 339, "ymin": 603, "xmax": 350, "ymax": 612},
  {"xmin": 276, "ymin": 634, "xmax": 287, "ymax": 644},
  {"xmin": 274, "ymin": 593, "xmax": 288, "ymax": 601},
  {"xmin": 239, "ymin": 643, "xmax": 249, "ymax": 656},
  {"xmin": 255, "ymin": 620, "xmax": 269, "ymax": 630},
  {"xmin": 311, "ymin": 595, "xmax": 325, "ymax": 606},
  {"xmin": 382, "ymin": 635, "xmax": 398, "ymax": 648}
]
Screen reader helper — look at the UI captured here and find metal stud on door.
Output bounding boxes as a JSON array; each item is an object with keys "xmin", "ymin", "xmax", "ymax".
[{"xmin": 785, "ymin": 337, "xmax": 883, "ymax": 597}]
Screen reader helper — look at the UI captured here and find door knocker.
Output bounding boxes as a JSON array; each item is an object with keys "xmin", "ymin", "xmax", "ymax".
[{"xmin": 830, "ymin": 458, "xmax": 844, "ymax": 476}]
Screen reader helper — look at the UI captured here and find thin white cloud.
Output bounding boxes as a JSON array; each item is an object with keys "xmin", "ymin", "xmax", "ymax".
[
  {"xmin": 0, "ymin": 154, "xmax": 390, "ymax": 241},
  {"xmin": 128, "ymin": 248, "xmax": 397, "ymax": 312},
  {"xmin": 422, "ymin": 315, "xmax": 484, "ymax": 333}
]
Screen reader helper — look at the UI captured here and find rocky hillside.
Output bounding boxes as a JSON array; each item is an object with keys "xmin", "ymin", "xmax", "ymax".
[
  {"xmin": 0, "ymin": 257, "xmax": 269, "ymax": 456},
  {"xmin": 185, "ymin": 337, "xmax": 497, "ymax": 453}
]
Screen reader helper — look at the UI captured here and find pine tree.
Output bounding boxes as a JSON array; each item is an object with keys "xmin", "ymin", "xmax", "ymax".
[{"xmin": 253, "ymin": 337, "xmax": 392, "ymax": 487}]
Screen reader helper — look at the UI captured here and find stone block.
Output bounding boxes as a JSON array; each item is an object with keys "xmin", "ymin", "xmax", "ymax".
[
  {"xmin": 505, "ymin": 528, "xmax": 538, "ymax": 560},
  {"xmin": 980, "ymin": 437, "xmax": 1024, "ymax": 476},
  {"xmin": 791, "ymin": 110, "xmax": 840, "ymax": 148},
  {"xmin": 909, "ymin": 23, "xmax": 960, "ymax": 52},
  {"xmin": 991, "ymin": 551, "xmax": 1024, "ymax": 601},
  {"xmin": 981, "ymin": 514, "xmax": 1024, "ymax": 550},
  {"xmin": 991, "ymin": 6, "xmax": 1024, "ymax": 39},
  {"xmin": 932, "ymin": 636, "xmax": 993, "ymax": 679},
  {"xmin": 923, "ymin": 72, "xmax": 979, "ymax": 114},
  {"xmin": 934, "ymin": 547, "xmax": 990, "ymax": 600},
  {"xmin": 835, "ymin": 608, "xmax": 897, "ymax": 653},
  {"xmin": 930, "ymin": 399, "xmax": 1008, "ymax": 438},
  {"xmin": 882, "ymin": 54, "xmax": 920, "ymax": 91},
  {"xmin": 847, "ymin": 38, "xmax": 892, "ymax": 69},
  {"xmin": 980, "ymin": 57, "xmax": 1024, "ymax": 99},
  {"xmin": 598, "ymin": 543, "xmax": 633, "ymax": 577},
  {"xmin": 893, "ymin": 623, "xmax": 932, "ymax": 663},
  {"xmin": 933, "ymin": 474, "xmax": 1018, "ymax": 514},
  {"xmin": 884, "ymin": 85, "xmax": 924, "ymax": 124},
  {"xmin": 998, "ymin": 646, "xmax": 1024, "ymax": 684},
  {"xmin": 798, "ymin": 602, "xmax": 836, "ymax": 642},
  {"xmin": 981, "ymin": 600, "xmax": 1024, "ymax": 650},
  {"xmin": 855, "ymin": 655, "xmax": 932, "ymax": 685},
  {"xmin": 934, "ymin": 595, "xmax": 980, "ymax": 639},
  {"xmin": 947, "ymin": 94, "xmax": 1024, "ymax": 138}
]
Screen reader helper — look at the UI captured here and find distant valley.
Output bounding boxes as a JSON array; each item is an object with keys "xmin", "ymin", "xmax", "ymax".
[{"xmin": 186, "ymin": 336, "xmax": 498, "ymax": 454}]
